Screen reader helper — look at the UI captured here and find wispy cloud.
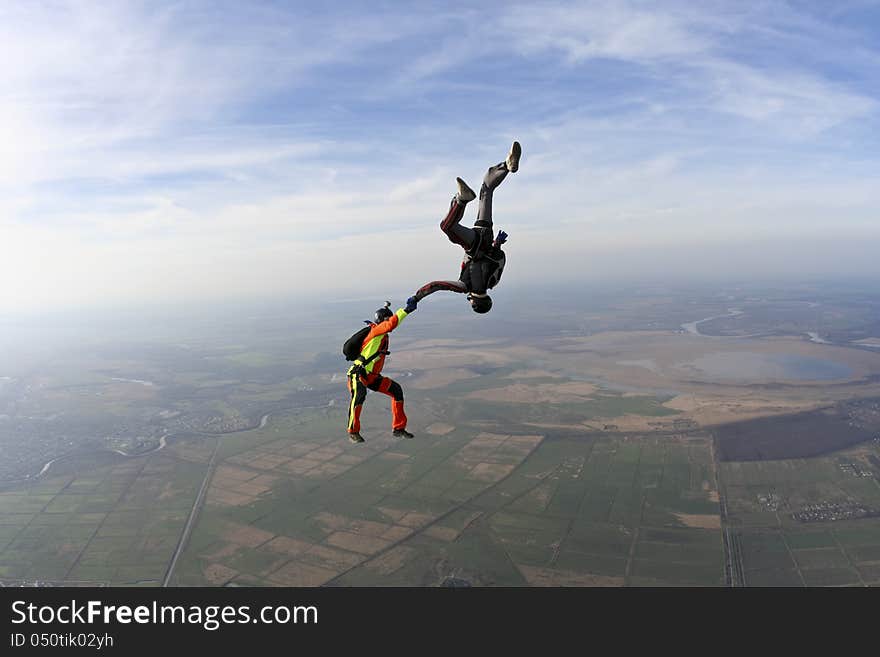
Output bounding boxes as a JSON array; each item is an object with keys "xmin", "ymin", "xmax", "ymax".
[
  {"xmin": 502, "ymin": 1, "xmax": 715, "ymax": 63},
  {"xmin": 0, "ymin": 1, "xmax": 413, "ymax": 189},
  {"xmin": 501, "ymin": 1, "xmax": 878, "ymax": 136},
  {"xmin": 1, "ymin": 1, "xmax": 879, "ymax": 313},
  {"xmin": 700, "ymin": 58, "xmax": 876, "ymax": 136}
]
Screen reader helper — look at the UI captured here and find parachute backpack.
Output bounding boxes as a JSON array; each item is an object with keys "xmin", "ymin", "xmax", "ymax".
[
  {"xmin": 342, "ymin": 301, "xmax": 392, "ymax": 367},
  {"xmin": 342, "ymin": 325, "xmax": 371, "ymax": 361}
]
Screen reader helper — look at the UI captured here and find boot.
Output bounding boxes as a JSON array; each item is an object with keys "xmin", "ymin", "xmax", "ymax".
[
  {"xmin": 456, "ymin": 177, "xmax": 476, "ymax": 203},
  {"xmin": 506, "ymin": 140, "xmax": 521, "ymax": 173}
]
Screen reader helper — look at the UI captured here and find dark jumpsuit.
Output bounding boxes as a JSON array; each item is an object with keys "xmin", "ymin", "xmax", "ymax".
[{"xmin": 414, "ymin": 161, "xmax": 509, "ymax": 301}]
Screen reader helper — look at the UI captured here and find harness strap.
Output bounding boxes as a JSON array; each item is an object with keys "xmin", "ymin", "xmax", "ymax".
[
  {"xmin": 354, "ymin": 349, "xmax": 389, "ymax": 367},
  {"xmin": 349, "ymin": 349, "xmax": 390, "ymax": 377}
]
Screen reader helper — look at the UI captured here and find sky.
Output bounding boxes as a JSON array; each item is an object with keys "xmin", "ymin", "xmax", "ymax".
[{"xmin": 1, "ymin": 0, "xmax": 879, "ymax": 314}]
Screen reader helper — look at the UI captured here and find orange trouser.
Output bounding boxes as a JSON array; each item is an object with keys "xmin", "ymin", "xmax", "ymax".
[{"xmin": 346, "ymin": 372, "xmax": 406, "ymax": 434}]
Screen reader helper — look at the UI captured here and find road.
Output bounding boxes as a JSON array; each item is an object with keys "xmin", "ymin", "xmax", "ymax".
[{"xmin": 162, "ymin": 437, "xmax": 221, "ymax": 587}]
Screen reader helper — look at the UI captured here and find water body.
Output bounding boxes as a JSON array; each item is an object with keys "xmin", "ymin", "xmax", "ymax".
[
  {"xmin": 111, "ymin": 377, "xmax": 155, "ymax": 387},
  {"xmin": 37, "ymin": 457, "xmax": 60, "ymax": 477},
  {"xmin": 681, "ymin": 309, "xmax": 744, "ymax": 336},
  {"xmin": 35, "ymin": 434, "xmax": 170, "ymax": 479},
  {"xmin": 29, "ymin": 413, "xmax": 270, "ymax": 481},
  {"xmin": 111, "ymin": 434, "xmax": 168, "ymax": 457},
  {"xmin": 680, "ymin": 352, "xmax": 852, "ymax": 382},
  {"xmin": 806, "ymin": 332, "xmax": 831, "ymax": 344}
]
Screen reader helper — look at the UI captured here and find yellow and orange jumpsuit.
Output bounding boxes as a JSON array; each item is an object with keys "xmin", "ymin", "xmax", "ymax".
[{"xmin": 346, "ymin": 308, "xmax": 409, "ymax": 435}]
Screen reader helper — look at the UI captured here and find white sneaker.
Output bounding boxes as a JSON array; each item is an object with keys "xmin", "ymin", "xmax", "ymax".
[
  {"xmin": 506, "ymin": 141, "xmax": 521, "ymax": 173},
  {"xmin": 456, "ymin": 177, "xmax": 476, "ymax": 203}
]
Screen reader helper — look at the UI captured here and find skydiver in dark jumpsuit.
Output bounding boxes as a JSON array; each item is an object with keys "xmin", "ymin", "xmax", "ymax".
[{"xmin": 413, "ymin": 141, "xmax": 521, "ymax": 314}]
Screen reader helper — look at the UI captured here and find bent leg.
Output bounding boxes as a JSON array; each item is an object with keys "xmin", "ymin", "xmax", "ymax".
[
  {"xmin": 440, "ymin": 198, "xmax": 476, "ymax": 248},
  {"xmin": 367, "ymin": 375, "xmax": 407, "ymax": 430},
  {"xmin": 414, "ymin": 279, "xmax": 467, "ymax": 302}
]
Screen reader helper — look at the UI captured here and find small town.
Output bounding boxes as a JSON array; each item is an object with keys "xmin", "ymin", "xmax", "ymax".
[{"xmin": 792, "ymin": 501, "xmax": 876, "ymax": 523}]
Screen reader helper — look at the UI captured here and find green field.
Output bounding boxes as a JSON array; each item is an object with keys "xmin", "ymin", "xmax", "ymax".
[
  {"xmin": 165, "ymin": 400, "xmax": 723, "ymax": 586},
  {"xmin": 0, "ymin": 454, "xmax": 205, "ymax": 585},
  {"xmin": 719, "ymin": 443, "xmax": 880, "ymax": 586},
  {"xmin": 5, "ymin": 285, "xmax": 880, "ymax": 587}
]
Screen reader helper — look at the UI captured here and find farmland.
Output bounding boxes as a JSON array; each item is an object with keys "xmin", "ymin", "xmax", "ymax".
[{"xmin": 3, "ymin": 283, "xmax": 880, "ymax": 585}]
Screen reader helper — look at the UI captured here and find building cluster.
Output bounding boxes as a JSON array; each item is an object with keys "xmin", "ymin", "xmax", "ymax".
[
  {"xmin": 837, "ymin": 462, "xmax": 874, "ymax": 478},
  {"xmin": 169, "ymin": 413, "xmax": 252, "ymax": 434},
  {"xmin": 792, "ymin": 501, "xmax": 873, "ymax": 523},
  {"xmin": 756, "ymin": 492, "xmax": 781, "ymax": 511},
  {"xmin": 0, "ymin": 579, "xmax": 107, "ymax": 587}
]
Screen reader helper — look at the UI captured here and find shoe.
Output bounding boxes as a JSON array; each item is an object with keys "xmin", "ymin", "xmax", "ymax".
[
  {"xmin": 348, "ymin": 432, "xmax": 365, "ymax": 443},
  {"xmin": 392, "ymin": 428, "xmax": 414, "ymax": 439},
  {"xmin": 456, "ymin": 177, "xmax": 476, "ymax": 203},
  {"xmin": 505, "ymin": 140, "xmax": 521, "ymax": 173}
]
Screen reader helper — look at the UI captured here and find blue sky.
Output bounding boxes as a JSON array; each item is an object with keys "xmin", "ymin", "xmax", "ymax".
[{"xmin": 2, "ymin": 0, "xmax": 880, "ymax": 312}]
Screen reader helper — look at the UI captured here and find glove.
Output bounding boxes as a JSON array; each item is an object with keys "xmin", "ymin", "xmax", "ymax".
[
  {"xmin": 404, "ymin": 296, "xmax": 418, "ymax": 313},
  {"xmin": 494, "ymin": 230, "xmax": 508, "ymax": 246}
]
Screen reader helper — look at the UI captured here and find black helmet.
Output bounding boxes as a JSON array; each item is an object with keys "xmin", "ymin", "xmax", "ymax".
[
  {"xmin": 374, "ymin": 300, "xmax": 393, "ymax": 323},
  {"xmin": 468, "ymin": 293, "xmax": 492, "ymax": 314}
]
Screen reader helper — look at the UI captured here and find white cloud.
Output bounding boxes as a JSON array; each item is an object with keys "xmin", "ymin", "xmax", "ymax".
[
  {"xmin": 0, "ymin": 2, "xmax": 414, "ymax": 190},
  {"xmin": 2, "ymin": 1, "xmax": 880, "ymax": 314},
  {"xmin": 500, "ymin": 1, "xmax": 878, "ymax": 136},
  {"xmin": 502, "ymin": 1, "xmax": 713, "ymax": 63},
  {"xmin": 699, "ymin": 59, "xmax": 877, "ymax": 136}
]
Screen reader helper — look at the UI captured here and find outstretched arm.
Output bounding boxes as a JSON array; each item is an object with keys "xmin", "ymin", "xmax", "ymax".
[
  {"xmin": 413, "ymin": 280, "xmax": 467, "ymax": 301},
  {"xmin": 365, "ymin": 307, "xmax": 409, "ymax": 340}
]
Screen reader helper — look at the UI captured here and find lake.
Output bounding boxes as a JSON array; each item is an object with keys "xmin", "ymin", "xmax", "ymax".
[{"xmin": 679, "ymin": 351, "xmax": 853, "ymax": 382}]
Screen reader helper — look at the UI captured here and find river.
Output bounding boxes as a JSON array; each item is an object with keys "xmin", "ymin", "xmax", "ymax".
[
  {"xmin": 35, "ymin": 434, "xmax": 171, "ymax": 479},
  {"xmin": 680, "ymin": 309, "xmax": 744, "ymax": 336},
  {"xmin": 28, "ymin": 412, "xmax": 275, "ymax": 481},
  {"xmin": 111, "ymin": 377, "xmax": 155, "ymax": 387}
]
